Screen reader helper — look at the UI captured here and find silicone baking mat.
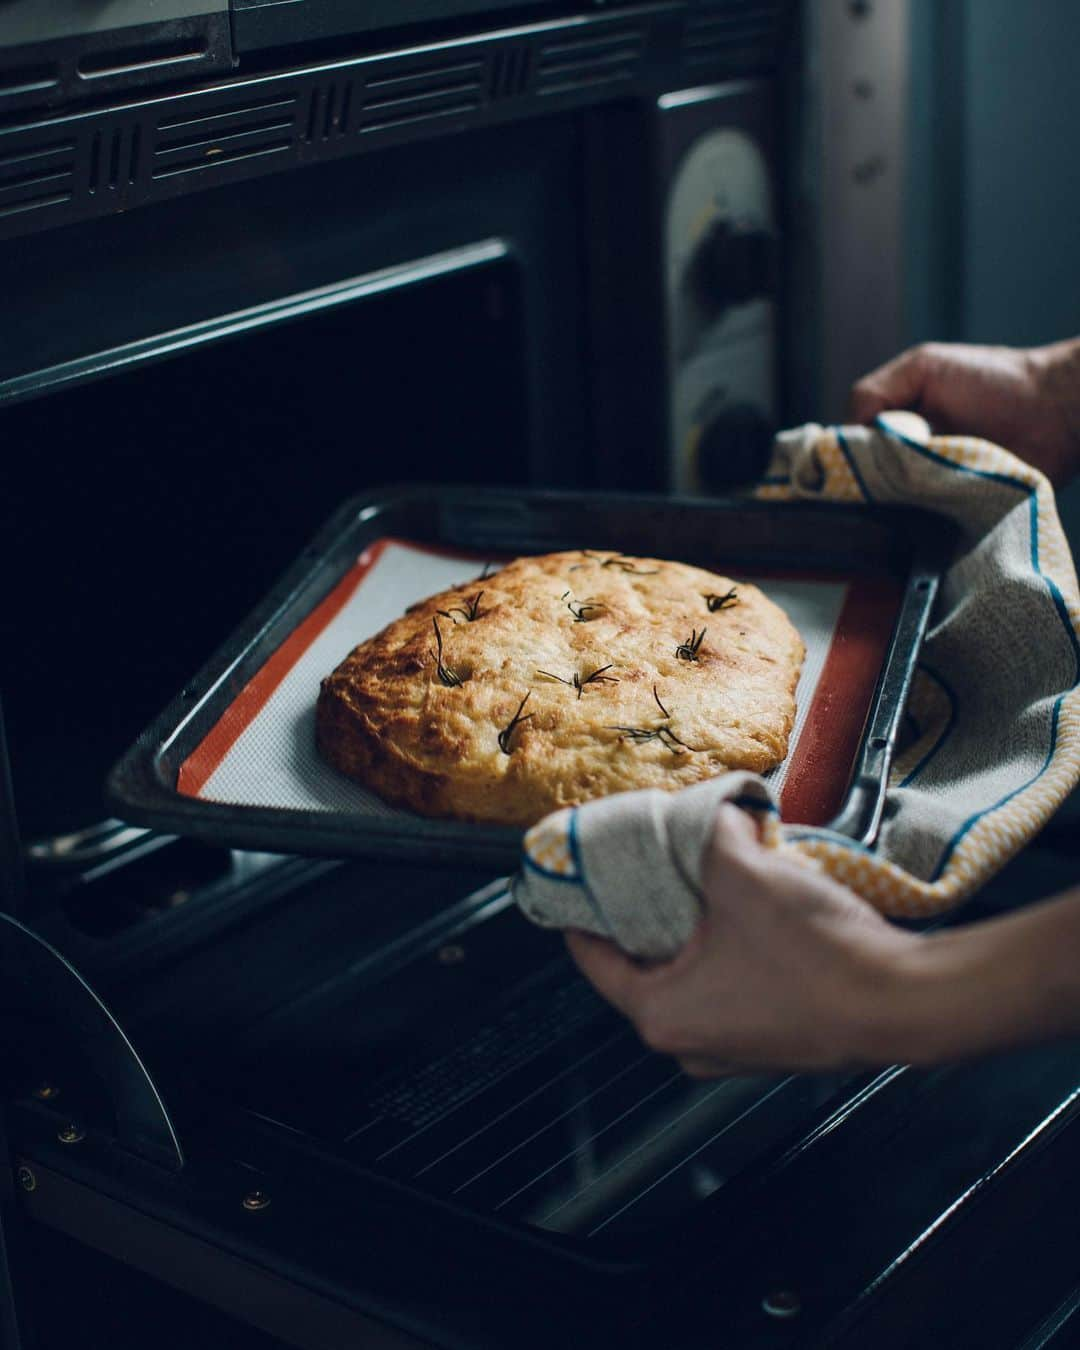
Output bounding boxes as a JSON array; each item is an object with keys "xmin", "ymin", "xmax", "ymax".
[{"xmin": 176, "ymin": 537, "xmax": 902, "ymax": 828}]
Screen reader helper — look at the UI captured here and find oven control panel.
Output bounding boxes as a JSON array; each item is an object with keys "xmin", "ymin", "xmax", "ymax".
[
  {"xmin": 232, "ymin": 0, "xmax": 573, "ymax": 52},
  {"xmin": 658, "ymin": 84, "xmax": 778, "ymax": 494},
  {"xmin": 0, "ymin": 0, "xmax": 231, "ymax": 115}
]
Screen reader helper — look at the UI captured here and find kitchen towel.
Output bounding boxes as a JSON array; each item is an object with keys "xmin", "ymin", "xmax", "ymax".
[{"xmin": 514, "ymin": 414, "xmax": 1080, "ymax": 957}]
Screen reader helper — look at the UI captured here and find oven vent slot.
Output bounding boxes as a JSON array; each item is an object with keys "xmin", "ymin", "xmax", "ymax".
[
  {"xmin": 303, "ymin": 81, "xmax": 356, "ymax": 142},
  {"xmin": 489, "ymin": 46, "xmax": 531, "ymax": 101},
  {"xmin": 0, "ymin": 62, "xmax": 59, "ymax": 101},
  {"xmin": 358, "ymin": 61, "xmax": 484, "ymax": 135},
  {"xmin": 87, "ymin": 126, "xmax": 142, "ymax": 193},
  {"xmin": 0, "ymin": 137, "xmax": 74, "ymax": 220},
  {"xmin": 152, "ymin": 95, "xmax": 298, "ymax": 179},
  {"xmin": 683, "ymin": 2, "xmax": 786, "ymax": 67},
  {"xmin": 535, "ymin": 27, "xmax": 644, "ymax": 96}
]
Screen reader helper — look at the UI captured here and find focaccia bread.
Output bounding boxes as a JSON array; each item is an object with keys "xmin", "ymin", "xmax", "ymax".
[{"xmin": 316, "ymin": 550, "xmax": 804, "ymax": 827}]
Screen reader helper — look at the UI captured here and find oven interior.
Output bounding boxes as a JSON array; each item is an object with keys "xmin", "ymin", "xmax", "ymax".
[{"xmin": 2, "ymin": 250, "xmax": 528, "ymax": 843}]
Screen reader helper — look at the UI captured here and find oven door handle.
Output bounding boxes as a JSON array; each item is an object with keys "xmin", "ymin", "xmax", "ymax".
[{"xmin": 0, "ymin": 912, "xmax": 184, "ymax": 1172}]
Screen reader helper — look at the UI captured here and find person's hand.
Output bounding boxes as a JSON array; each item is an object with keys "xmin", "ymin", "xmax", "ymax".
[
  {"xmin": 565, "ymin": 805, "xmax": 925, "ymax": 1075},
  {"xmin": 850, "ymin": 339, "xmax": 1080, "ymax": 486}
]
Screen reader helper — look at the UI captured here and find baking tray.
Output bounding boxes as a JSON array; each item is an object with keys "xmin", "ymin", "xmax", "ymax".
[{"xmin": 106, "ymin": 486, "xmax": 946, "ymax": 869}]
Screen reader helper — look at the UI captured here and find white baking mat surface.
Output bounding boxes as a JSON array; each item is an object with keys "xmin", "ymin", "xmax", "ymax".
[{"xmin": 190, "ymin": 540, "xmax": 848, "ymax": 814}]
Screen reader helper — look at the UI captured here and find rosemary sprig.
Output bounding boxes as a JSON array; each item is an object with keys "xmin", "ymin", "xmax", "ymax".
[
  {"xmin": 535, "ymin": 664, "xmax": 618, "ymax": 699},
  {"xmin": 605, "ymin": 684, "xmax": 697, "ymax": 754},
  {"xmin": 437, "ymin": 591, "xmax": 484, "ymax": 623},
  {"xmin": 560, "ymin": 590, "xmax": 606, "ymax": 622},
  {"xmin": 675, "ymin": 627, "xmax": 707, "ymax": 662},
  {"xmin": 430, "ymin": 617, "xmax": 462, "ymax": 687},
  {"xmin": 568, "ymin": 550, "xmax": 658, "ymax": 576},
  {"xmin": 704, "ymin": 588, "xmax": 738, "ymax": 612},
  {"xmin": 497, "ymin": 692, "xmax": 534, "ymax": 754},
  {"xmin": 535, "ymin": 669, "xmax": 572, "ymax": 688},
  {"xmin": 606, "ymin": 723, "xmax": 696, "ymax": 755},
  {"xmin": 602, "ymin": 555, "xmax": 658, "ymax": 576}
]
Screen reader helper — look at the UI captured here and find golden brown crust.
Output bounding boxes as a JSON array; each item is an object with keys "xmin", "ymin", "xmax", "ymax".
[{"xmin": 316, "ymin": 550, "xmax": 805, "ymax": 827}]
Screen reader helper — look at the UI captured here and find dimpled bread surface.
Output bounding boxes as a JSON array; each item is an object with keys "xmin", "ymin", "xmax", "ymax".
[{"xmin": 315, "ymin": 550, "xmax": 805, "ymax": 827}]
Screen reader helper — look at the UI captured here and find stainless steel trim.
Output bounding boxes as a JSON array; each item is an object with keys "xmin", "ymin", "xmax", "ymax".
[
  {"xmin": 658, "ymin": 79, "xmax": 758, "ymax": 109},
  {"xmin": 26, "ymin": 817, "xmax": 154, "ymax": 866},
  {"xmin": 0, "ymin": 238, "xmax": 511, "ymax": 409}
]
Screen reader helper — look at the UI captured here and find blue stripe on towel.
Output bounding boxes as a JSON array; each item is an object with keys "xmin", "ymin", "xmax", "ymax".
[
  {"xmin": 567, "ymin": 808, "xmax": 612, "ymax": 932},
  {"xmin": 834, "ymin": 426, "xmax": 875, "ymax": 502},
  {"xmin": 521, "ymin": 852, "xmax": 582, "ymax": 885},
  {"xmin": 874, "ymin": 417, "xmax": 1080, "ymax": 881},
  {"xmin": 897, "ymin": 664, "xmax": 959, "ymax": 788}
]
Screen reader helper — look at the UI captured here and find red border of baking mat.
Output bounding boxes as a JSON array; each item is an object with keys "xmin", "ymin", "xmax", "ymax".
[
  {"xmin": 178, "ymin": 539, "xmax": 903, "ymax": 826},
  {"xmin": 177, "ymin": 537, "xmax": 492, "ymax": 797},
  {"xmin": 778, "ymin": 575, "xmax": 901, "ymax": 824},
  {"xmin": 176, "ymin": 541, "xmax": 391, "ymax": 796}
]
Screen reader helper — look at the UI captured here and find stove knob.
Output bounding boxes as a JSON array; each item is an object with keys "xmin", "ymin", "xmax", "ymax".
[
  {"xmin": 695, "ymin": 404, "xmax": 775, "ymax": 492},
  {"xmin": 688, "ymin": 220, "xmax": 775, "ymax": 310}
]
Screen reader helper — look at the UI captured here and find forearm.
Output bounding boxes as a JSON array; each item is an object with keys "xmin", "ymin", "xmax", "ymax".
[{"xmin": 872, "ymin": 887, "xmax": 1080, "ymax": 1065}]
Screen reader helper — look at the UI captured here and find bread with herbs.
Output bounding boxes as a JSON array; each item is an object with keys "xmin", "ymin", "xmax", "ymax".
[{"xmin": 316, "ymin": 550, "xmax": 804, "ymax": 826}]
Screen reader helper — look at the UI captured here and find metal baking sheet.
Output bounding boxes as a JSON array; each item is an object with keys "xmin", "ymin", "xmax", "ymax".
[{"xmin": 106, "ymin": 486, "xmax": 944, "ymax": 867}]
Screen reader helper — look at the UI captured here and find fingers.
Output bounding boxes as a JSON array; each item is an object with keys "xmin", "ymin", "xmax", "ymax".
[
  {"xmin": 701, "ymin": 804, "xmax": 862, "ymax": 925},
  {"xmin": 849, "ymin": 345, "xmax": 931, "ymax": 424},
  {"xmin": 566, "ymin": 930, "xmax": 707, "ymax": 1066},
  {"xmin": 678, "ymin": 1055, "xmax": 742, "ymax": 1080},
  {"xmin": 564, "ymin": 929, "xmax": 646, "ymax": 1017}
]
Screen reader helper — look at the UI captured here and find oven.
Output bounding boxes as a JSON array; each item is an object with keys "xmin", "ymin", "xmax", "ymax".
[{"xmin": 3, "ymin": 3, "xmax": 1080, "ymax": 1348}]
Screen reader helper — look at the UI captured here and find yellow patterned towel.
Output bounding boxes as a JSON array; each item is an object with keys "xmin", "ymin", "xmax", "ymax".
[{"xmin": 513, "ymin": 415, "xmax": 1080, "ymax": 959}]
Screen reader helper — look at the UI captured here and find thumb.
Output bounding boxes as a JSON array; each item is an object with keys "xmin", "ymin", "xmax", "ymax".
[
  {"xmin": 696, "ymin": 803, "xmax": 768, "ymax": 928},
  {"xmin": 704, "ymin": 803, "xmax": 764, "ymax": 873}
]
